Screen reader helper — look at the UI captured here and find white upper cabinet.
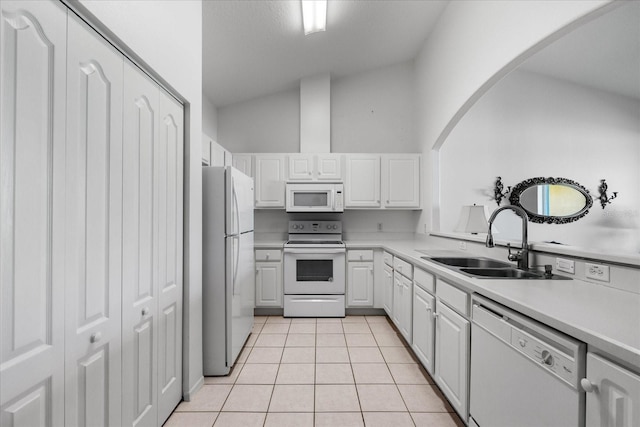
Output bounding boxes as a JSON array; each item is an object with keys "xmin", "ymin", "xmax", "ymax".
[
  {"xmin": 345, "ymin": 154, "xmax": 381, "ymax": 208},
  {"xmin": 254, "ymin": 154, "xmax": 286, "ymax": 208},
  {"xmin": 232, "ymin": 154, "xmax": 253, "ymax": 177},
  {"xmin": 316, "ymin": 154, "xmax": 342, "ymax": 180},
  {"xmin": 288, "ymin": 154, "xmax": 314, "ymax": 180},
  {"xmin": 382, "ymin": 154, "xmax": 420, "ymax": 208},
  {"xmin": 287, "ymin": 153, "xmax": 342, "ymax": 181},
  {"xmin": 1, "ymin": 2, "xmax": 67, "ymax": 425}
]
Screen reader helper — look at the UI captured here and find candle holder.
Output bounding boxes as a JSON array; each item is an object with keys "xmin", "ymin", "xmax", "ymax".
[
  {"xmin": 597, "ymin": 179, "xmax": 618, "ymax": 209},
  {"xmin": 493, "ymin": 176, "xmax": 511, "ymax": 206}
]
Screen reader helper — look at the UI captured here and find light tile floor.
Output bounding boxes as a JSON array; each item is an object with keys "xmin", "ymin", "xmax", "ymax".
[{"xmin": 165, "ymin": 315, "xmax": 464, "ymax": 427}]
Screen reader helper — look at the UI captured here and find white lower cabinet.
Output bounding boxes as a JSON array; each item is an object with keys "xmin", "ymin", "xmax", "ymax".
[
  {"xmin": 382, "ymin": 264, "xmax": 394, "ymax": 317},
  {"xmin": 392, "ymin": 271, "xmax": 412, "ymax": 343},
  {"xmin": 347, "ymin": 262, "xmax": 374, "ymax": 307},
  {"xmin": 347, "ymin": 250, "xmax": 374, "ymax": 307},
  {"xmin": 255, "ymin": 249, "xmax": 283, "ymax": 307},
  {"xmin": 434, "ymin": 299, "xmax": 469, "ymax": 422},
  {"xmin": 412, "ymin": 284, "xmax": 435, "ymax": 375},
  {"xmin": 584, "ymin": 353, "xmax": 640, "ymax": 427}
]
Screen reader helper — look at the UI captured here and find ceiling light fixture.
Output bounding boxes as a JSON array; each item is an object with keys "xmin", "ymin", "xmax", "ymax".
[{"xmin": 301, "ymin": 0, "xmax": 327, "ymax": 35}]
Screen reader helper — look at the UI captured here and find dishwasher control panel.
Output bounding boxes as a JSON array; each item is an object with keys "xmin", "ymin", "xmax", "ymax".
[{"xmin": 510, "ymin": 328, "xmax": 577, "ymax": 386}]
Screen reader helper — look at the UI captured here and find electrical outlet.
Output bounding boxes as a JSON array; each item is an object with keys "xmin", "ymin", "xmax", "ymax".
[
  {"xmin": 556, "ymin": 258, "xmax": 575, "ymax": 274},
  {"xmin": 377, "ymin": 223, "xmax": 383, "ymax": 231},
  {"xmin": 459, "ymin": 241, "xmax": 467, "ymax": 250},
  {"xmin": 585, "ymin": 263, "xmax": 610, "ymax": 282}
]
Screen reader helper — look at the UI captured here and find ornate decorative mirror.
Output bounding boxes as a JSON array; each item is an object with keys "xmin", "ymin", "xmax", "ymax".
[{"xmin": 509, "ymin": 177, "xmax": 593, "ymax": 224}]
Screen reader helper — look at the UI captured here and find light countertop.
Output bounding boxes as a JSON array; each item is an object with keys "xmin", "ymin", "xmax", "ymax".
[
  {"xmin": 252, "ymin": 237, "xmax": 639, "ymax": 370},
  {"xmin": 346, "ymin": 240, "xmax": 640, "ymax": 371}
]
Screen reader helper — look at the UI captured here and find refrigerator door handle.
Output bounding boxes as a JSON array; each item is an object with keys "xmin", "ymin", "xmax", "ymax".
[
  {"xmin": 233, "ymin": 235, "xmax": 240, "ymax": 295},
  {"xmin": 232, "ymin": 179, "xmax": 240, "ymax": 235}
]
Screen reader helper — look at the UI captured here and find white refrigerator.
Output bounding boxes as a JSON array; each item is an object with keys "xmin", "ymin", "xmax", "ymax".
[{"xmin": 202, "ymin": 166, "xmax": 255, "ymax": 375}]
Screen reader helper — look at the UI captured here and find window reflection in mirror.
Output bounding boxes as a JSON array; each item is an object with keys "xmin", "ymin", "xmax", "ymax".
[{"xmin": 520, "ymin": 184, "xmax": 588, "ymax": 217}]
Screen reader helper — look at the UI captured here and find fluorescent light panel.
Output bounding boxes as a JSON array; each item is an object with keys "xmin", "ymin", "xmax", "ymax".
[{"xmin": 302, "ymin": 0, "xmax": 327, "ymax": 35}]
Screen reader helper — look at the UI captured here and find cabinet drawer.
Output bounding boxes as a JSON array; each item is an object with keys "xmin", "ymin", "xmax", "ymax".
[
  {"xmin": 436, "ymin": 278, "xmax": 468, "ymax": 317},
  {"xmin": 255, "ymin": 249, "xmax": 282, "ymax": 262},
  {"xmin": 348, "ymin": 250, "xmax": 374, "ymax": 262},
  {"xmin": 393, "ymin": 257, "xmax": 413, "ymax": 278},
  {"xmin": 414, "ymin": 268, "xmax": 435, "ymax": 294},
  {"xmin": 383, "ymin": 251, "xmax": 393, "ymax": 266}
]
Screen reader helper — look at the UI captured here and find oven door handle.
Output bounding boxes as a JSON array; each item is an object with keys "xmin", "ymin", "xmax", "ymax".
[{"xmin": 284, "ymin": 248, "xmax": 346, "ymax": 255}]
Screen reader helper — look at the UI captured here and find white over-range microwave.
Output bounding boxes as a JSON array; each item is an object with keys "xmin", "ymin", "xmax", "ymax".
[{"xmin": 285, "ymin": 183, "xmax": 344, "ymax": 213}]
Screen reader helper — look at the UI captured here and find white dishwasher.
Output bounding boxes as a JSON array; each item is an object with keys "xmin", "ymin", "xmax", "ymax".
[{"xmin": 469, "ymin": 295, "xmax": 586, "ymax": 427}]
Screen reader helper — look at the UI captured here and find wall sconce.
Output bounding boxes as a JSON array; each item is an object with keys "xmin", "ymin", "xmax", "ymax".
[
  {"xmin": 598, "ymin": 179, "xmax": 618, "ymax": 209},
  {"xmin": 493, "ymin": 176, "xmax": 511, "ymax": 206},
  {"xmin": 455, "ymin": 204, "xmax": 489, "ymax": 234}
]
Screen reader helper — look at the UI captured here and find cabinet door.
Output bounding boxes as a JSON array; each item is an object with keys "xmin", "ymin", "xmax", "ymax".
[
  {"xmin": 156, "ymin": 92, "xmax": 184, "ymax": 424},
  {"xmin": 345, "ymin": 155, "xmax": 381, "ymax": 208},
  {"xmin": 64, "ymin": 13, "xmax": 124, "ymax": 427},
  {"xmin": 435, "ymin": 300, "xmax": 469, "ymax": 420},
  {"xmin": 122, "ymin": 61, "xmax": 160, "ymax": 427},
  {"xmin": 317, "ymin": 154, "xmax": 342, "ymax": 180},
  {"xmin": 232, "ymin": 154, "xmax": 253, "ymax": 177},
  {"xmin": 256, "ymin": 262, "xmax": 283, "ymax": 307},
  {"xmin": 585, "ymin": 353, "xmax": 640, "ymax": 427},
  {"xmin": 382, "ymin": 154, "xmax": 420, "ymax": 208},
  {"xmin": 254, "ymin": 155, "xmax": 286, "ymax": 208},
  {"xmin": 383, "ymin": 265, "xmax": 394, "ymax": 317},
  {"xmin": 398, "ymin": 275, "xmax": 412, "ymax": 342},
  {"xmin": 347, "ymin": 262, "xmax": 374, "ymax": 307},
  {"xmin": 288, "ymin": 154, "xmax": 314, "ymax": 180},
  {"xmin": 0, "ymin": 2, "xmax": 67, "ymax": 426},
  {"xmin": 392, "ymin": 273, "xmax": 403, "ymax": 329},
  {"xmin": 412, "ymin": 286, "xmax": 435, "ymax": 375}
]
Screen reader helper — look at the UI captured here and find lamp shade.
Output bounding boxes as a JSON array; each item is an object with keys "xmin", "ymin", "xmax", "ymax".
[{"xmin": 455, "ymin": 204, "xmax": 489, "ymax": 234}]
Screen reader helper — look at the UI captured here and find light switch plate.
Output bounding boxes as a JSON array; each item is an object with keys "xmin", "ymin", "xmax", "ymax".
[
  {"xmin": 585, "ymin": 263, "xmax": 610, "ymax": 282},
  {"xmin": 556, "ymin": 258, "xmax": 575, "ymax": 274}
]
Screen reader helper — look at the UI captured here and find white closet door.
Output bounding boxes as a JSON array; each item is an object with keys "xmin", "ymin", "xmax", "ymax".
[
  {"xmin": 0, "ymin": 2, "xmax": 67, "ymax": 426},
  {"xmin": 122, "ymin": 61, "xmax": 160, "ymax": 427},
  {"xmin": 156, "ymin": 92, "xmax": 184, "ymax": 424},
  {"xmin": 64, "ymin": 13, "xmax": 123, "ymax": 427}
]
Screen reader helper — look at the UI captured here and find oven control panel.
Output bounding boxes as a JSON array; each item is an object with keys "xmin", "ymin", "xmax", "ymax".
[{"xmin": 288, "ymin": 221, "xmax": 342, "ymax": 234}]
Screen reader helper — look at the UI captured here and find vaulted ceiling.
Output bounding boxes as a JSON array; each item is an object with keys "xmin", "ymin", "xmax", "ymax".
[{"xmin": 202, "ymin": 0, "xmax": 448, "ymax": 107}]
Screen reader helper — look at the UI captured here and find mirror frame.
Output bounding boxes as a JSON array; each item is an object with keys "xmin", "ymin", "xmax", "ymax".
[{"xmin": 509, "ymin": 177, "xmax": 593, "ymax": 224}]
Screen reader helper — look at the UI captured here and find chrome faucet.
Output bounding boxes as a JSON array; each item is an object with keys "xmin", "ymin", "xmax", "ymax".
[{"xmin": 486, "ymin": 205, "xmax": 530, "ymax": 270}]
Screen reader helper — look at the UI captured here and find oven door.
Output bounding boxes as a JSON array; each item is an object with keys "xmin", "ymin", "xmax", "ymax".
[{"xmin": 283, "ymin": 248, "xmax": 345, "ymax": 294}]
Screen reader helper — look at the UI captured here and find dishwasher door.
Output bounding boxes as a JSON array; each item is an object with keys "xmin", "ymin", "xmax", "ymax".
[{"xmin": 470, "ymin": 302, "xmax": 584, "ymax": 427}]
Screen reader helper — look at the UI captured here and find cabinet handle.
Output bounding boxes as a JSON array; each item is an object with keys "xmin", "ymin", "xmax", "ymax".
[
  {"xmin": 142, "ymin": 307, "xmax": 150, "ymax": 316},
  {"xmin": 432, "ymin": 312, "xmax": 439, "ymax": 319},
  {"xmin": 387, "ymin": 200, "xmax": 390, "ymax": 204},
  {"xmin": 426, "ymin": 307, "xmax": 432, "ymax": 313},
  {"xmin": 308, "ymin": 171, "xmax": 312, "ymax": 175},
  {"xmin": 90, "ymin": 332, "xmax": 102, "ymax": 343},
  {"xmin": 266, "ymin": 253, "xmax": 270, "ymax": 260},
  {"xmin": 318, "ymin": 171, "xmax": 322, "ymax": 175},
  {"xmin": 580, "ymin": 378, "xmax": 598, "ymax": 393},
  {"xmin": 359, "ymin": 255, "xmax": 363, "ymax": 260}
]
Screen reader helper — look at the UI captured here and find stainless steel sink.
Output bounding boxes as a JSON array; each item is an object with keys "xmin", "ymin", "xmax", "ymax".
[
  {"xmin": 426, "ymin": 257, "xmax": 512, "ymax": 269},
  {"xmin": 459, "ymin": 268, "xmax": 543, "ymax": 279},
  {"xmin": 420, "ymin": 256, "xmax": 571, "ymax": 280}
]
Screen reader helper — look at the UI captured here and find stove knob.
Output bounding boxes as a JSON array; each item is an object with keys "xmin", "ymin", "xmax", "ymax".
[
  {"xmin": 299, "ymin": 225, "xmax": 304, "ymax": 230},
  {"xmin": 333, "ymin": 225, "xmax": 338, "ymax": 229},
  {"xmin": 292, "ymin": 224, "xmax": 299, "ymax": 229}
]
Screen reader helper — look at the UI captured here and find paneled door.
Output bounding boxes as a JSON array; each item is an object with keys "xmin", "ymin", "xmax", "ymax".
[
  {"xmin": 0, "ymin": 1, "xmax": 67, "ymax": 426},
  {"xmin": 64, "ymin": 12, "xmax": 124, "ymax": 427},
  {"xmin": 156, "ymin": 91, "xmax": 184, "ymax": 424},
  {"xmin": 122, "ymin": 60, "xmax": 160, "ymax": 427}
]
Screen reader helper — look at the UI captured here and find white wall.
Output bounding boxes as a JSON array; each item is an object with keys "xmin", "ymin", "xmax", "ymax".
[
  {"xmin": 75, "ymin": 0, "xmax": 204, "ymax": 398},
  {"xmin": 414, "ymin": 0, "xmax": 611, "ymax": 236},
  {"xmin": 440, "ymin": 69, "xmax": 640, "ymax": 253},
  {"xmin": 218, "ymin": 88, "xmax": 300, "ymax": 153},
  {"xmin": 331, "ymin": 61, "xmax": 418, "ymax": 153},
  {"xmin": 203, "ymin": 94, "xmax": 218, "ymax": 141},
  {"xmin": 218, "ymin": 61, "xmax": 418, "ymax": 154}
]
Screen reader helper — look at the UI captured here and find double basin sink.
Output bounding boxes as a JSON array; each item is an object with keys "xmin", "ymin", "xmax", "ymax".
[{"xmin": 422, "ymin": 256, "xmax": 569, "ymax": 280}]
